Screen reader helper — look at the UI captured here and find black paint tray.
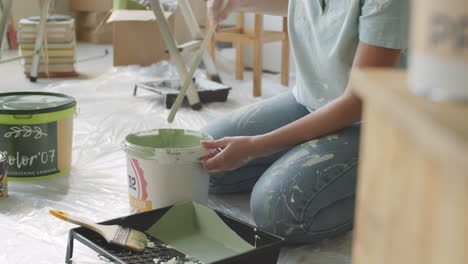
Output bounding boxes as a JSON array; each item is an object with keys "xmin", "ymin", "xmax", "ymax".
[
  {"xmin": 65, "ymin": 202, "xmax": 285, "ymax": 264},
  {"xmin": 134, "ymin": 78, "xmax": 231, "ymax": 109}
]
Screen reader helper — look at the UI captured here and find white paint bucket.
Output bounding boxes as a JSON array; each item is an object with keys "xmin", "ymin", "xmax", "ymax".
[
  {"xmin": 122, "ymin": 128, "xmax": 213, "ymax": 212},
  {"xmin": 409, "ymin": 0, "xmax": 468, "ymax": 102}
]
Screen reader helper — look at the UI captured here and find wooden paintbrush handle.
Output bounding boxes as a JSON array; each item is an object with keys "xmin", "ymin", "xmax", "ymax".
[{"xmin": 49, "ymin": 210, "xmax": 104, "ymax": 235}]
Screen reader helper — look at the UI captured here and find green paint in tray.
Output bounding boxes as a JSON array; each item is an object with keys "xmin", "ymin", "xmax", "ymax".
[{"xmin": 146, "ymin": 202, "xmax": 255, "ymax": 263}]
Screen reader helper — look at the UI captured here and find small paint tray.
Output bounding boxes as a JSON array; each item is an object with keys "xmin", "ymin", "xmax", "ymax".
[
  {"xmin": 65, "ymin": 202, "xmax": 285, "ymax": 264},
  {"xmin": 134, "ymin": 78, "xmax": 232, "ymax": 109}
]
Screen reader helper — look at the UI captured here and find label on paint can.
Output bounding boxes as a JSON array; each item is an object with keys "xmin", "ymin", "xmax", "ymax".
[
  {"xmin": 409, "ymin": 0, "xmax": 468, "ymax": 101},
  {"xmin": 127, "ymin": 157, "xmax": 151, "ymax": 211},
  {"xmin": 126, "ymin": 156, "xmax": 209, "ymax": 213},
  {"xmin": 0, "ymin": 152, "xmax": 8, "ymax": 198},
  {"xmin": 0, "ymin": 122, "xmax": 59, "ymax": 178},
  {"xmin": 122, "ymin": 128, "xmax": 212, "ymax": 212}
]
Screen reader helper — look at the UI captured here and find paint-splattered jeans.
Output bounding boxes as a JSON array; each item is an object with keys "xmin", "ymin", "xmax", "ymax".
[{"xmin": 201, "ymin": 92, "xmax": 360, "ymax": 244}]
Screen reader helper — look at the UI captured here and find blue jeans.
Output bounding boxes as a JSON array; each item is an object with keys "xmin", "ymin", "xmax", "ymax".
[{"xmin": 201, "ymin": 92, "xmax": 360, "ymax": 244}]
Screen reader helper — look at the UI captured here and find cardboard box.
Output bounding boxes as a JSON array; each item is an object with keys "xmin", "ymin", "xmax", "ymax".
[
  {"xmin": 188, "ymin": 0, "xmax": 208, "ymax": 27},
  {"xmin": 75, "ymin": 11, "xmax": 113, "ymax": 44},
  {"xmin": 172, "ymin": 7, "xmax": 193, "ymax": 45},
  {"xmin": 71, "ymin": 0, "xmax": 112, "ymax": 12},
  {"xmin": 106, "ymin": 9, "xmax": 191, "ymax": 67},
  {"xmin": 75, "ymin": 12, "xmax": 110, "ymax": 28},
  {"xmin": 76, "ymin": 27, "xmax": 113, "ymax": 44}
]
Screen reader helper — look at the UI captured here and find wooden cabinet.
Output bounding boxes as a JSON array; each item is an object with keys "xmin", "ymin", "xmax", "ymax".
[{"xmin": 351, "ymin": 70, "xmax": 468, "ymax": 264}]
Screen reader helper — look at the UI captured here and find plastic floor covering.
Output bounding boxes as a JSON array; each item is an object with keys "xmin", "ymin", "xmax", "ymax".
[{"xmin": 0, "ymin": 47, "xmax": 352, "ymax": 264}]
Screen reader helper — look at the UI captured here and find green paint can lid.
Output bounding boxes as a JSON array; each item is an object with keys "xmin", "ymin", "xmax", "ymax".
[{"xmin": 0, "ymin": 92, "xmax": 76, "ymax": 115}]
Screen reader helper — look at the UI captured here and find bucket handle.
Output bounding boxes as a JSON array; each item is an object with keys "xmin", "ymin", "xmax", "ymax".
[
  {"xmin": 121, "ymin": 141, "xmax": 154, "ymax": 157},
  {"xmin": 199, "ymin": 147, "xmax": 223, "ymax": 160},
  {"xmin": 73, "ymin": 107, "xmax": 80, "ymax": 118},
  {"xmin": 122, "ymin": 141, "xmax": 222, "ymax": 163},
  {"xmin": 13, "ymin": 114, "xmax": 33, "ymax": 119}
]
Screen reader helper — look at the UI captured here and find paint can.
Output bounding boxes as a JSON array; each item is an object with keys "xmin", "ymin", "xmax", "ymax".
[
  {"xmin": 409, "ymin": 0, "xmax": 468, "ymax": 102},
  {"xmin": 0, "ymin": 92, "xmax": 76, "ymax": 180},
  {"xmin": 0, "ymin": 152, "xmax": 7, "ymax": 198},
  {"xmin": 122, "ymin": 128, "xmax": 213, "ymax": 212}
]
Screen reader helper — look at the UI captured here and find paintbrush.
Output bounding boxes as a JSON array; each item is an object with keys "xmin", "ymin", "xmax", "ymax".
[
  {"xmin": 167, "ymin": 0, "xmax": 230, "ymax": 123},
  {"xmin": 50, "ymin": 210, "xmax": 149, "ymax": 251}
]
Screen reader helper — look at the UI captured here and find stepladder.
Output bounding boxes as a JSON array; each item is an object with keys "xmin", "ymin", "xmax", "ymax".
[
  {"xmin": 0, "ymin": 0, "xmax": 51, "ymax": 82},
  {"xmin": 144, "ymin": 0, "xmax": 224, "ymax": 110}
]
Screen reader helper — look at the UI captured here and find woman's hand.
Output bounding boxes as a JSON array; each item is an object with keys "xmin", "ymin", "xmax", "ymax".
[
  {"xmin": 201, "ymin": 136, "xmax": 263, "ymax": 174},
  {"xmin": 207, "ymin": 0, "xmax": 239, "ymax": 30}
]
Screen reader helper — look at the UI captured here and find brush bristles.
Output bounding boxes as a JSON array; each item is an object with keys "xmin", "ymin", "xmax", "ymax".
[
  {"xmin": 126, "ymin": 229, "xmax": 149, "ymax": 251},
  {"xmin": 112, "ymin": 227, "xmax": 149, "ymax": 251}
]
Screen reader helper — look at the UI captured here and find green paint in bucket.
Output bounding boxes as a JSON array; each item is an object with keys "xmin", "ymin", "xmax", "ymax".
[
  {"xmin": 122, "ymin": 129, "xmax": 213, "ymax": 212},
  {"xmin": 0, "ymin": 92, "xmax": 76, "ymax": 181}
]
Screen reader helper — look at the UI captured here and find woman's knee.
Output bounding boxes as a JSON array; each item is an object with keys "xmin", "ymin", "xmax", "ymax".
[
  {"xmin": 250, "ymin": 171, "xmax": 356, "ymax": 243},
  {"xmin": 250, "ymin": 136, "xmax": 359, "ymax": 243}
]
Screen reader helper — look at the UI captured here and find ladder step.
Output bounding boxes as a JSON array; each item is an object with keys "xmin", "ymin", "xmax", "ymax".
[{"xmin": 165, "ymin": 40, "xmax": 201, "ymax": 53}]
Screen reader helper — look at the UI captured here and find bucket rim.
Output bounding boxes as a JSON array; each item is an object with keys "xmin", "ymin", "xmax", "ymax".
[
  {"xmin": 122, "ymin": 128, "xmax": 213, "ymax": 160},
  {"xmin": 0, "ymin": 91, "xmax": 76, "ymax": 115}
]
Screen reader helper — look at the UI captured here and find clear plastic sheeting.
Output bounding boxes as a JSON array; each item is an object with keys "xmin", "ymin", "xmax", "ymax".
[{"xmin": 0, "ymin": 58, "xmax": 352, "ymax": 263}]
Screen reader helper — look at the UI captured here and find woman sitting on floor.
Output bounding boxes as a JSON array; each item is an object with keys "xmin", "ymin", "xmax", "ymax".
[{"xmin": 201, "ymin": 0, "xmax": 408, "ymax": 243}]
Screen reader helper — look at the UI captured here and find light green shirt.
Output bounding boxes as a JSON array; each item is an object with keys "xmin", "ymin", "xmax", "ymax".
[{"xmin": 288, "ymin": 0, "xmax": 409, "ymax": 110}]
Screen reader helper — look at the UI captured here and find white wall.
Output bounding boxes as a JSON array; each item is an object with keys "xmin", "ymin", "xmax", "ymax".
[
  {"xmin": 10, "ymin": 0, "xmax": 71, "ymax": 27},
  {"xmin": 243, "ymin": 13, "xmax": 295, "ymax": 73}
]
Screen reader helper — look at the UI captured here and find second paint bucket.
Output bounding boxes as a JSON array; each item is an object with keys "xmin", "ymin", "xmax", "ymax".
[
  {"xmin": 122, "ymin": 128, "xmax": 213, "ymax": 212},
  {"xmin": 409, "ymin": 0, "xmax": 468, "ymax": 101},
  {"xmin": 0, "ymin": 152, "xmax": 7, "ymax": 198},
  {"xmin": 0, "ymin": 92, "xmax": 76, "ymax": 180}
]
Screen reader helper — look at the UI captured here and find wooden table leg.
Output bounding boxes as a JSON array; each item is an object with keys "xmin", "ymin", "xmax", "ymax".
[
  {"xmin": 235, "ymin": 12, "xmax": 244, "ymax": 80},
  {"xmin": 281, "ymin": 16, "xmax": 289, "ymax": 87},
  {"xmin": 253, "ymin": 14, "xmax": 263, "ymax": 97}
]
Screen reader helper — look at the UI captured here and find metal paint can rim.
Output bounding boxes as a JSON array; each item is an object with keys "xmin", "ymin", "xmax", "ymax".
[
  {"xmin": 0, "ymin": 91, "xmax": 76, "ymax": 115},
  {"xmin": 122, "ymin": 128, "xmax": 213, "ymax": 163}
]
